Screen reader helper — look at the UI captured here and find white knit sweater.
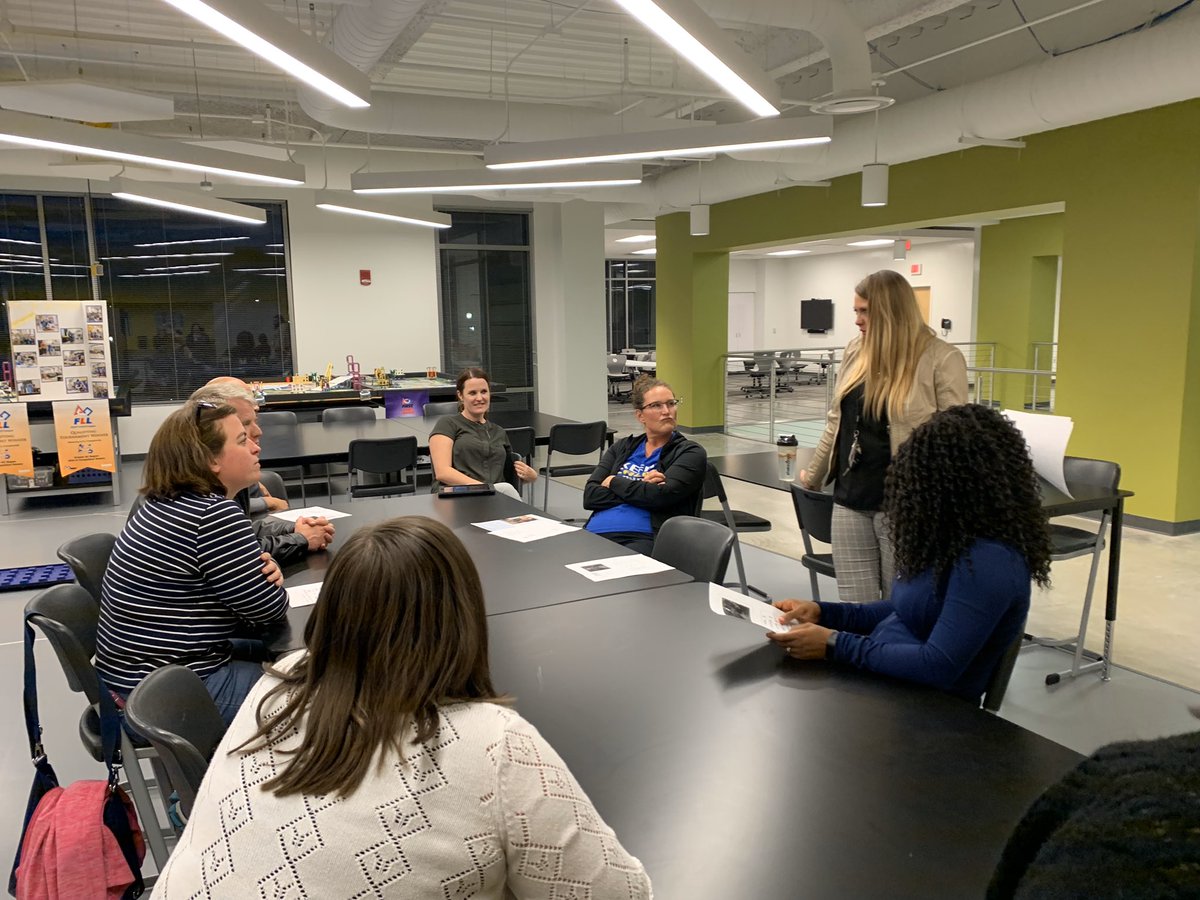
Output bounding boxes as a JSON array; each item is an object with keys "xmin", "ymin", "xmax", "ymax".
[{"xmin": 152, "ymin": 658, "xmax": 652, "ymax": 899}]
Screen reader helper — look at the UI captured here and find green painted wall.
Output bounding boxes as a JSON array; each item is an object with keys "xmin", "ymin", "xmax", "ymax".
[
  {"xmin": 976, "ymin": 215, "xmax": 1063, "ymax": 409},
  {"xmin": 657, "ymin": 100, "xmax": 1200, "ymax": 523}
]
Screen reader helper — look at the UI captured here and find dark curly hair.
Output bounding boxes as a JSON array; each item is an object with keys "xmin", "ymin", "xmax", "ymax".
[{"xmin": 884, "ymin": 404, "xmax": 1051, "ymax": 588}]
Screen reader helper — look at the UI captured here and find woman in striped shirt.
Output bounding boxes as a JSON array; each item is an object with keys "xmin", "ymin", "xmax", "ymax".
[{"xmin": 96, "ymin": 400, "xmax": 289, "ymax": 725}]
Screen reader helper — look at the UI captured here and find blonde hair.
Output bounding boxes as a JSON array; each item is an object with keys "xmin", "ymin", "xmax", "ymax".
[{"xmin": 836, "ymin": 270, "xmax": 934, "ymax": 421}]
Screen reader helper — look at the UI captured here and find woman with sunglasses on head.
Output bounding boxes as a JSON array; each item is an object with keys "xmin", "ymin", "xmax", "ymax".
[
  {"xmin": 583, "ymin": 375, "xmax": 707, "ymax": 554},
  {"xmin": 770, "ymin": 405, "xmax": 1051, "ymax": 702},
  {"xmin": 96, "ymin": 401, "xmax": 288, "ymax": 725},
  {"xmin": 800, "ymin": 269, "xmax": 968, "ymax": 602},
  {"xmin": 153, "ymin": 517, "xmax": 652, "ymax": 899},
  {"xmin": 430, "ymin": 366, "xmax": 537, "ymax": 501}
]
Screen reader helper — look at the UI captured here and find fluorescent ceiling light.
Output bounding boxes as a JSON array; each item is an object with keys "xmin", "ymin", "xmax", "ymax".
[
  {"xmin": 631, "ymin": 248, "xmax": 657, "ymax": 255},
  {"xmin": 110, "ymin": 179, "xmax": 268, "ymax": 224},
  {"xmin": 0, "ymin": 110, "xmax": 304, "ymax": 185},
  {"xmin": 159, "ymin": 0, "xmax": 371, "ymax": 109},
  {"xmin": 314, "ymin": 191, "xmax": 452, "ymax": 229},
  {"xmin": 352, "ymin": 163, "xmax": 643, "ymax": 194},
  {"xmin": 848, "ymin": 239, "xmax": 894, "ymax": 248},
  {"xmin": 135, "ymin": 236, "xmax": 250, "ymax": 248},
  {"xmin": 0, "ymin": 237, "xmax": 41, "ymax": 246},
  {"xmin": 616, "ymin": 234, "xmax": 657, "ymax": 243},
  {"xmin": 484, "ymin": 117, "xmax": 830, "ymax": 170},
  {"xmin": 144, "ymin": 264, "xmax": 219, "ymax": 271},
  {"xmin": 612, "ymin": 0, "xmax": 780, "ymax": 118},
  {"xmin": 101, "ymin": 252, "xmax": 232, "ymax": 260},
  {"xmin": 119, "ymin": 271, "xmax": 209, "ymax": 278},
  {"xmin": 767, "ymin": 250, "xmax": 810, "ymax": 256}
]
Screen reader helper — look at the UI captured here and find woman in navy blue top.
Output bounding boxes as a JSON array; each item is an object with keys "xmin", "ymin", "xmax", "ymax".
[{"xmin": 768, "ymin": 404, "xmax": 1052, "ymax": 702}]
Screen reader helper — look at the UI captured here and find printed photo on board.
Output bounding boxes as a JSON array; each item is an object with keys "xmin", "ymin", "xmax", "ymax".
[
  {"xmin": 66, "ymin": 377, "xmax": 89, "ymax": 395},
  {"xmin": 40, "ymin": 366, "xmax": 62, "ymax": 382},
  {"xmin": 86, "ymin": 324, "xmax": 105, "ymax": 341},
  {"xmin": 35, "ymin": 314, "xmax": 59, "ymax": 332},
  {"xmin": 91, "ymin": 362, "xmax": 107, "ymax": 378},
  {"xmin": 85, "ymin": 305, "xmax": 104, "ymax": 324},
  {"xmin": 92, "ymin": 380, "xmax": 109, "ymax": 398},
  {"xmin": 37, "ymin": 339, "xmax": 60, "ymax": 357},
  {"xmin": 13, "ymin": 351, "xmax": 37, "ymax": 367},
  {"xmin": 11, "ymin": 328, "xmax": 35, "ymax": 345},
  {"xmin": 62, "ymin": 327, "xmax": 84, "ymax": 344},
  {"xmin": 17, "ymin": 380, "xmax": 39, "ymax": 396},
  {"xmin": 88, "ymin": 343, "xmax": 106, "ymax": 357},
  {"xmin": 64, "ymin": 349, "xmax": 86, "ymax": 367}
]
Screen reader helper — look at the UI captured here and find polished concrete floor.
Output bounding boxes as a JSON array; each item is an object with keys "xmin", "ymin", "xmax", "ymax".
[{"xmin": 2, "ymin": 416, "xmax": 1198, "ymax": 873}]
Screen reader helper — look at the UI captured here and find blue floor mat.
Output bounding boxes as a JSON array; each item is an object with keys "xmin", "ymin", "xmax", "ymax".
[{"xmin": 0, "ymin": 564, "xmax": 75, "ymax": 593}]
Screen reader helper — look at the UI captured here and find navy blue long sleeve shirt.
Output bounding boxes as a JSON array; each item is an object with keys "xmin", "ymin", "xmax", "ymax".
[{"xmin": 817, "ymin": 539, "xmax": 1031, "ymax": 701}]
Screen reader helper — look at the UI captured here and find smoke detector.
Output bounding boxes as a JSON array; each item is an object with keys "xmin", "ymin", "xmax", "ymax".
[{"xmin": 199, "ymin": 179, "xmax": 214, "ymax": 192}]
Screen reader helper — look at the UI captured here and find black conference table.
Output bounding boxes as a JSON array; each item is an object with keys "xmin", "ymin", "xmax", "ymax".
[
  {"xmin": 711, "ymin": 449, "xmax": 1134, "ymax": 680},
  {"xmin": 486, "ymin": 581, "xmax": 1084, "ymax": 898},
  {"xmin": 266, "ymin": 492, "xmax": 692, "ymax": 651}
]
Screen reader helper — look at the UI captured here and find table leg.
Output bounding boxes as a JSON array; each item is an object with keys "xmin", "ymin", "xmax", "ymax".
[{"xmin": 1100, "ymin": 497, "xmax": 1125, "ymax": 681}]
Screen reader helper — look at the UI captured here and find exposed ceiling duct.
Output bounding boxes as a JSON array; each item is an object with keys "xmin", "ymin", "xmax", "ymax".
[{"xmin": 601, "ymin": 8, "xmax": 1200, "ymax": 221}]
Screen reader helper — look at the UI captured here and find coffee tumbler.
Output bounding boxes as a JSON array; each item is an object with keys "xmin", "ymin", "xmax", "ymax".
[{"xmin": 777, "ymin": 434, "xmax": 799, "ymax": 481}]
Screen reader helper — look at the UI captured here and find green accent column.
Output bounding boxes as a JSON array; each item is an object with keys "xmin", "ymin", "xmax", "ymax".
[
  {"xmin": 977, "ymin": 215, "xmax": 1063, "ymax": 409},
  {"xmin": 655, "ymin": 213, "xmax": 728, "ymax": 430}
]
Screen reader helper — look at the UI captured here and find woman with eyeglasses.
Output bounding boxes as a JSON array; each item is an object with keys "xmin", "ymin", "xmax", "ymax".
[
  {"xmin": 583, "ymin": 375, "xmax": 707, "ymax": 554},
  {"xmin": 800, "ymin": 270, "xmax": 968, "ymax": 602},
  {"xmin": 96, "ymin": 401, "xmax": 288, "ymax": 725},
  {"xmin": 153, "ymin": 517, "xmax": 652, "ymax": 898}
]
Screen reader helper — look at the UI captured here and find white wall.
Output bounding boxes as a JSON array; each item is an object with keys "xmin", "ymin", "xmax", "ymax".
[{"xmin": 731, "ymin": 240, "xmax": 977, "ymax": 351}]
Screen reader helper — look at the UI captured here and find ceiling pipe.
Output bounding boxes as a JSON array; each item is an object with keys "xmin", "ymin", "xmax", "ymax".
[
  {"xmin": 599, "ymin": 9, "xmax": 1200, "ymax": 219},
  {"xmin": 297, "ymin": 0, "xmax": 706, "ymax": 141}
]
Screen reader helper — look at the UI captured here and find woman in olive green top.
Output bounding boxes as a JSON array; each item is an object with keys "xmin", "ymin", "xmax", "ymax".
[{"xmin": 429, "ymin": 367, "xmax": 538, "ymax": 500}]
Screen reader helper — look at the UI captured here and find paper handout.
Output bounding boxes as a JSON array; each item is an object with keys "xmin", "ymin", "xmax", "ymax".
[
  {"xmin": 473, "ymin": 514, "xmax": 579, "ymax": 543},
  {"xmin": 565, "ymin": 555, "xmax": 674, "ymax": 582},
  {"xmin": 286, "ymin": 582, "xmax": 322, "ymax": 608},
  {"xmin": 1002, "ymin": 409, "xmax": 1074, "ymax": 497},
  {"xmin": 271, "ymin": 506, "xmax": 352, "ymax": 522},
  {"xmin": 708, "ymin": 583, "xmax": 791, "ymax": 633}
]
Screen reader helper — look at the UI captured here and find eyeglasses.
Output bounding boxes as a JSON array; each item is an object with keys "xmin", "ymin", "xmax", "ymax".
[
  {"xmin": 639, "ymin": 398, "xmax": 682, "ymax": 412},
  {"xmin": 193, "ymin": 400, "xmax": 218, "ymax": 423}
]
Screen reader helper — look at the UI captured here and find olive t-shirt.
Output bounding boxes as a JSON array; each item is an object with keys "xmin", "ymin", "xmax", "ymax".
[{"xmin": 430, "ymin": 413, "xmax": 512, "ymax": 490}]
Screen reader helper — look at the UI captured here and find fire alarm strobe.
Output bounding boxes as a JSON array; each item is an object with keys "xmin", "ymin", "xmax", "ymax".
[{"xmin": 360, "ymin": 269, "xmax": 371, "ymax": 286}]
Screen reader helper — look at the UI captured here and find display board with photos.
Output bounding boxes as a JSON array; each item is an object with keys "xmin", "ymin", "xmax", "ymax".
[{"xmin": 7, "ymin": 300, "xmax": 114, "ymax": 401}]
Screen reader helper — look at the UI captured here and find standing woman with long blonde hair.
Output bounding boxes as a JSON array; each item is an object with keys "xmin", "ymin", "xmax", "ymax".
[{"xmin": 800, "ymin": 270, "xmax": 967, "ymax": 602}]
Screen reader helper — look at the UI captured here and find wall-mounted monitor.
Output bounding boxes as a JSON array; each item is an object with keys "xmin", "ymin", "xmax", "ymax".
[{"xmin": 801, "ymin": 298, "xmax": 833, "ymax": 333}]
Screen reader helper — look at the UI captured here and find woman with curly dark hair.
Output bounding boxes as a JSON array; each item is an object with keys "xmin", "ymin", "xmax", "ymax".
[{"xmin": 768, "ymin": 405, "xmax": 1051, "ymax": 702}]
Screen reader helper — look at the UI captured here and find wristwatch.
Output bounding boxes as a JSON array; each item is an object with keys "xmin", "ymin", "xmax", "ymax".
[{"xmin": 824, "ymin": 629, "xmax": 839, "ymax": 659}]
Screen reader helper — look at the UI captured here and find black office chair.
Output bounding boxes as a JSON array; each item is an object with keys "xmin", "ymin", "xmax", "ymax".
[
  {"xmin": 256, "ymin": 410, "xmax": 306, "ymax": 503},
  {"xmin": 651, "ymin": 516, "xmax": 734, "ymax": 584},
  {"xmin": 257, "ymin": 469, "xmax": 288, "ymax": 515},
  {"xmin": 423, "ymin": 400, "xmax": 460, "ymax": 419},
  {"xmin": 701, "ymin": 464, "xmax": 771, "ymax": 599},
  {"xmin": 789, "ymin": 484, "xmax": 836, "ymax": 601},
  {"xmin": 505, "ymin": 426, "xmax": 536, "ymax": 503},
  {"xmin": 541, "ymin": 420, "xmax": 608, "ymax": 512},
  {"xmin": 347, "ymin": 436, "xmax": 419, "ymax": 500},
  {"xmin": 56, "ymin": 531, "xmax": 117, "ymax": 605},
  {"xmin": 1041, "ymin": 457, "xmax": 1122, "ymax": 686},
  {"xmin": 319, "ymin": 406, "xmax": 376, "ymax": 425},
  {"xmin": 982, "ymin": 629, "xmax": 1026, "ymax": 713},
  {"xmin": 124, "ymin": 665, "xmax": 227, "ymax": 823},
  {"xmin": 320, "ymin": 406, "xmax": 377, "ymax": 493},
  {"xmin": 24, "ymin": 584, "xmax": 173, "ymax": 868}
]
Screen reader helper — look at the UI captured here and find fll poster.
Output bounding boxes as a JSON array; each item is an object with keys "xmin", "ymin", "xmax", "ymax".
[
  {"xmin": 8, "ymin": 300, "xmax": 113, "ymax": 401},
  {"xmin": 0, "ymin": 402, "xmax": 34, "ymax": 477},
  {"xmin": 52, "ymin": 399, "xmax": 115, "ymax": 475}
]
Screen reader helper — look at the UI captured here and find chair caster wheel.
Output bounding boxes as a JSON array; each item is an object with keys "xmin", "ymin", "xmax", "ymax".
[{"xmin": 1045, "ymin": 673, "xmax": 1061, "ymax": 686}]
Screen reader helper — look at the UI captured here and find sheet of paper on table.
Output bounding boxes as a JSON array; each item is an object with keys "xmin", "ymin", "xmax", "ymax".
[
  {"xmin": 1002, "ymin": 409, "xmax": 1074, "ymax": 496},
  {"xmin": 286, "ymin": 582, "xmax": 322, "ymax": 608},
  {"xmin": 565, "ymin": 555, "xmax": 674, "ymax": 582},
  {"xmin": 709, "ymin": 583, "xmax": 790, "ymax": 633},
  {"xmin": 473, "ymin": 514, "xmax": 579, "ymax": 543},
  {"xmin": 271, "ymin": 506, "xmax": 353, "ymax": 522}
]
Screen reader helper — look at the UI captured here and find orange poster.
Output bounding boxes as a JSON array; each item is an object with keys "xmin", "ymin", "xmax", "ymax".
[
  {"xmin": 0, "ymin": 403, "xmax": 35, "ymax": 476},
  {"xmin": 52, "ymin": 399, "xmax": 115, "ymax": 475}
]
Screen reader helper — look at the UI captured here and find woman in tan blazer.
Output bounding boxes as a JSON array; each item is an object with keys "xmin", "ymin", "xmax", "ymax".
[{"xmin": 801, "ymin": 270, "xmax": 968, "ymax": 602}]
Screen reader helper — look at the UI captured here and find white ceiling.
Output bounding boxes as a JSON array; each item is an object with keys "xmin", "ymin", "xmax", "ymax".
[{"xmin": 0, "ymin": 0, "xmax": 1192, "ymax": 209}]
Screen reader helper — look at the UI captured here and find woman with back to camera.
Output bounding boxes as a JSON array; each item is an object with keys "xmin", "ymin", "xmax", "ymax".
[
  {"xmin": 96, "ymin": 400, "xmax": 288, "ymax": 725},
  {"xmin": 429, "ymin": 367, "xmax": 536, "ymax": 500},
  {"xmin": 769, "ymin": 405, "xmax": 1051, "ymax": 702},
  {"xmin": 801, "ymin": 269, "xmax": 968, "ymax": 602},
  {"xmin": 152, "ymin": 516, "xmax": 652, "ymax": 899},
  {"xmin": 583, "ymin": 375, "xmax": 707, "ymax": 555}
]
